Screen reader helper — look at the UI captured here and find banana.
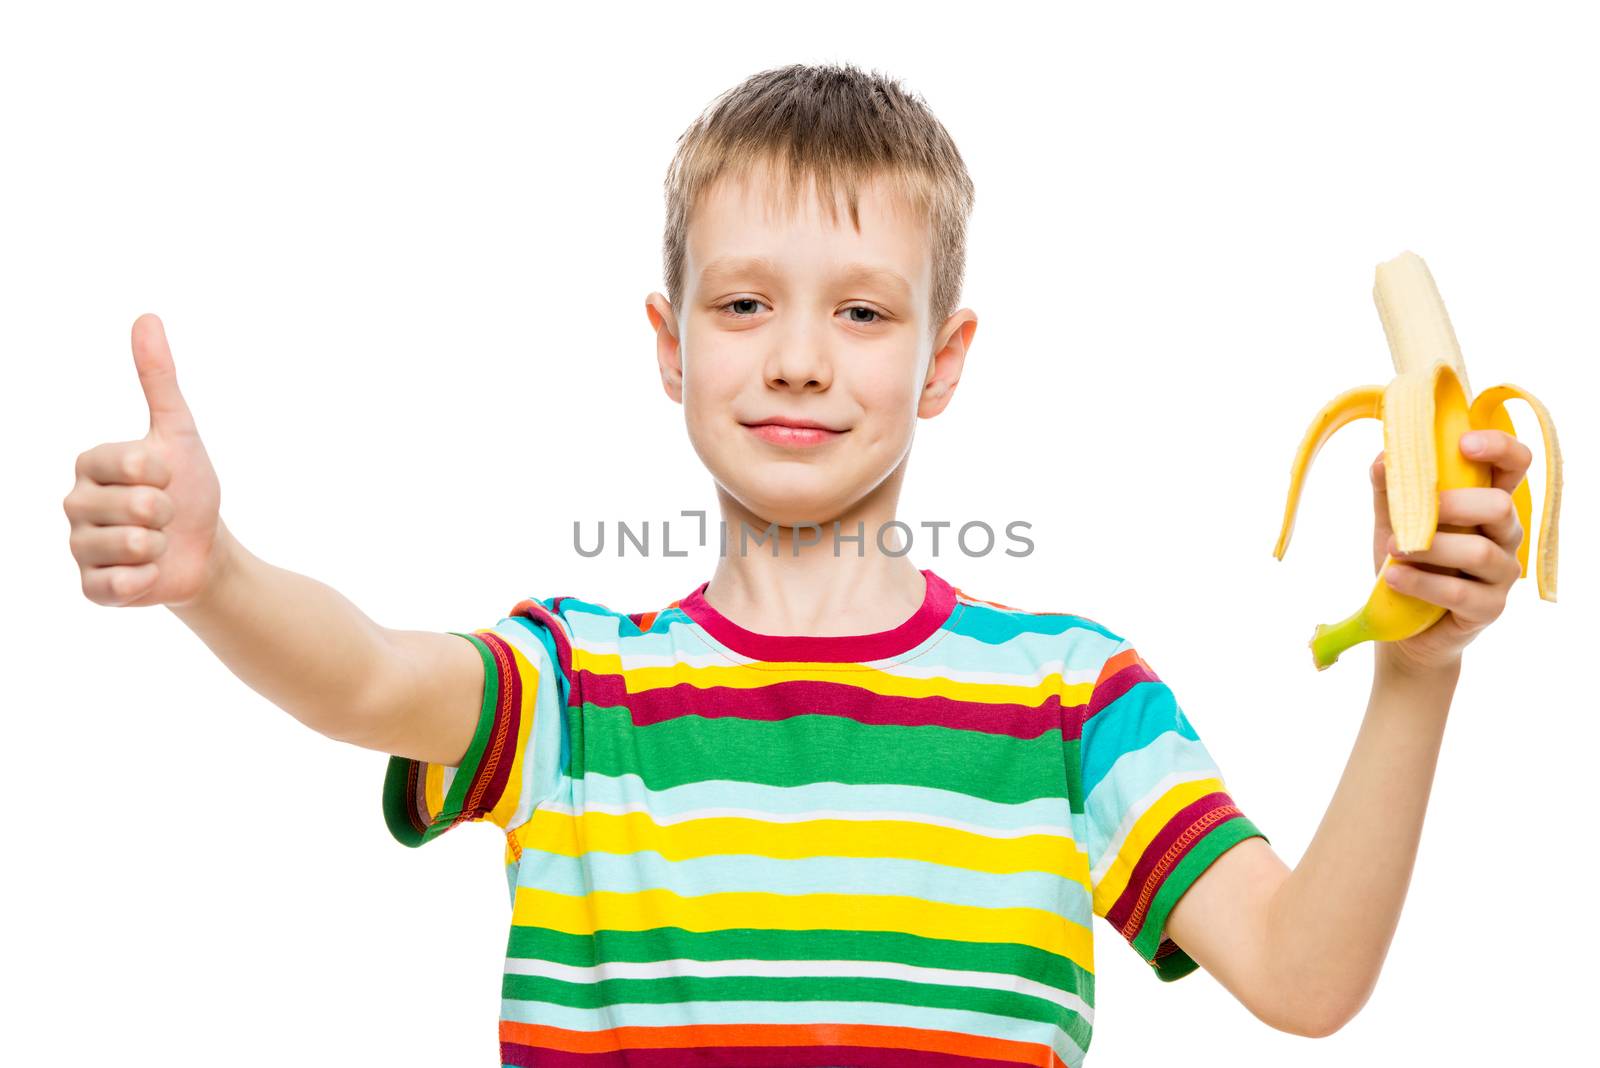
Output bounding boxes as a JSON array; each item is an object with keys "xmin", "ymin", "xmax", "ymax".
[{"xmin": 1274, "ymin": 251, "xmax": 1563, "ymax": 671}]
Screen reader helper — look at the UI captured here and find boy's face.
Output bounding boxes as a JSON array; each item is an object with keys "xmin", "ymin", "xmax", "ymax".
[{"xmin": 645, "ymin": 164, "xmax": 976, "ymax": 529}]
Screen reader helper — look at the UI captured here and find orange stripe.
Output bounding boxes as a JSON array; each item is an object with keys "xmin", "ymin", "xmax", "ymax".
[{"xmin": 1094, "ymin": 646, "xmax": 1151, "ymax": 688}]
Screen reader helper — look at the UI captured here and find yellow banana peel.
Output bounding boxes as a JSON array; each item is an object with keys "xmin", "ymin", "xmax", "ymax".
[{"xmin": 1274, "ymin": 251, "xmax": 1562, "ymax": 671}]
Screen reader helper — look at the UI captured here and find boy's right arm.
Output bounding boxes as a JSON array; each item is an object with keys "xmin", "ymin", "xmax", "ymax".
[
  {"xmin": 166, "ymin": 521, "xmax": 485, "ymax": 767},
  {"xmin": 68, "ymin": 313, "xmax": 484, "ymax": 769}
]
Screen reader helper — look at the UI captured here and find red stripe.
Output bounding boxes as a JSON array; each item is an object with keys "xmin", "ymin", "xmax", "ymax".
[
  {"xmin": 510, "ymin": 598, "xmax": 577, "ymax": 708},
  {"xmin": 1082, "ymin": 655, "xmax": 1159, "ymax": 725},
  {"xmin": 470, "ymin": 630, "xmax": 523, "ymax": 821},
  {"xmin": 402, "ymin": 754, "xmax": 428, "ymax": 833},
  {"xmin": 678, "ymin": 569, "xmax": 958, "ymax": 663},
  {"xmin": 576, "ymin": 669, "xmax": 1065, "ymax": 740},
  {"xmin": 1105, "ymin": 792, "xmax": 1243, "ymax": 942}
]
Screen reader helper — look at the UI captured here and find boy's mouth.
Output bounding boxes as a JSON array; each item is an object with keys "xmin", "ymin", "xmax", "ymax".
[{"xmin": 741, "ymin": 417, "xmax": 849, "ymax": 449}]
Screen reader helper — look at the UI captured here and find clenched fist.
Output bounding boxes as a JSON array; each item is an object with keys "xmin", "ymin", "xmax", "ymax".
[{"xmin": 65, "ymin": 314, "xmax": 228, "ymax": 608}]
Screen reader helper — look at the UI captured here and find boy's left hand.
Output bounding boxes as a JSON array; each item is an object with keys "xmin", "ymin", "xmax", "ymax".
[{"xmin": 1369, "ymin": 429, "xmax": 1532, "ymax": 675}]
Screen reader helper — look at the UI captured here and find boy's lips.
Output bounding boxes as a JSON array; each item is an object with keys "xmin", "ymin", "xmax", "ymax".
[{"xmin": 741, "ymin": 417, "xmax": 849, "ymax": 448}]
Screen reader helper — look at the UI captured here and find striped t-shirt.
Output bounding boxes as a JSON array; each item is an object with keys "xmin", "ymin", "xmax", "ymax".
[{"xmin": 382, "ymin": 567, "xmax": 1267, "ymax": 1068}]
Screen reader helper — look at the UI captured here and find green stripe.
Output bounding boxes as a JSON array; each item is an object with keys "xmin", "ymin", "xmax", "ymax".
[
  {"xmin": 506, "ymin": 924, "xmax": 1093, "ymax": 1007},
  {"xmin": 1135, "ymin": 817, "xmax": 1268, "ymax": 981},
  {"xmin": 380, "ymin": 631, "xmax": 496, "ymax": 847},
  {"xmin": 576, "ymin": 702, "xmax": 1066, "ymax": 805},
  {"xmin": 1063, "ymin": 737, "xmax": 1083, "ymax": 815},
  {"xmin": 500, "ymin": 971, "xmax": 1092, "ymax": 1046}
]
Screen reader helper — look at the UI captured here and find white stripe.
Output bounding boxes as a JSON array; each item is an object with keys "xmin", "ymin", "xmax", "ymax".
[
  {"xmin": 571, "ymin": 644, "xmax": 1102, "ymax": 689},
  {"xmin": 537, "ymin": 798, "xmax": 1076, "ymax": 841}
]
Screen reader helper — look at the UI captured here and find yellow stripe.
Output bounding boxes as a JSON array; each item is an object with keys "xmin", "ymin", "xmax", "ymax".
[
  {"xmin": 1092, "ymin": 775, "xmax": 1225, "ymax": 916},
  {"xmin": 571, "ymin": 645, "xmax": 1086, "ymax": 705},
  {"xmin": 423, "ymin": 760, "xmax": 447, "ymax": 821},
  {"xmin": 511, "ymin": 806, "xmax": 1081, "ymax": 877},
  {"xmin": 512, "ymin": 884, "xmax": 1092, "ymax": 968}
]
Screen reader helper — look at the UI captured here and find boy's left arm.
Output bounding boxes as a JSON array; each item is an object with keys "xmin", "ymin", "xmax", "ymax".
[{"xmin": 1162, "ymin": 428, "xmax": 1533, "ymax": 1038}]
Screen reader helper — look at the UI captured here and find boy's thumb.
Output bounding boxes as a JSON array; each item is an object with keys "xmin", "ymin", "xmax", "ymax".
[{"xmin": 131, "ymin": 313, "xmax": 198, "ymax": 438}]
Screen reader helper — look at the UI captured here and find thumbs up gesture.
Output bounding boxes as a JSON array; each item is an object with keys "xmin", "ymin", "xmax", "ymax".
[{"xmin": 65, "ymin": 314, "xmax": 227, "ymax": 607}]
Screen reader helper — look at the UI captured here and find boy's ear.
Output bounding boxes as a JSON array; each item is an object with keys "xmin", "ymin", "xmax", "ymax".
[
  {"xmin": 920, "ymin": 309, "xmax": 977, "ymax": 418},
  {"xmin": 645, "ymin": 292, "xmax": 683, "ymax": 404}
]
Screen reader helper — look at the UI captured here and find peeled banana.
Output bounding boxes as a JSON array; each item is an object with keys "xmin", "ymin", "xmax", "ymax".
[{"xmin": 1274, "ymin": 251, "xmax": 1562, "ymax": 671}]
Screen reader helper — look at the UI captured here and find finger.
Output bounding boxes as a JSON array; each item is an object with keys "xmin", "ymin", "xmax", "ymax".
[
  {"xmin": 1461, "ymin": 429, "xmax": 1533, "ymax": 495},
  {"xmin": 80, "ymin": 563, "xmax": 160, "ymax": 607},
  {"xmin": 1370, "ymin": 452, "xmax": 1395, "ymax": 575},
  {"xmin": 69, "ymin": 524, "xmax": 169, "ymax": 568},
  {"xmin": 75, "ymin": 441, "xmax": 172, "ymax": 488},
  {"xmin": 131, "ymin": 313, "xmax": 199, "ymax": 438},
  {"xmin": 1439, "ymin": 486, "xmax": 1521, "ymax": 551},
  {"xmin": 1370, "ymin": 451, "xmax": 1389, "ymax": 509},
  {"xmin": 1387, "ymin": 530, "xmax": 1521, "ymax": 585},
  {"xmin": 64, "ymin": 481, "xmax": 174, "ymax": 529},
  {"xmin": 1383, "ymin": 563, "xmax": 1503, "ymax": 626}
]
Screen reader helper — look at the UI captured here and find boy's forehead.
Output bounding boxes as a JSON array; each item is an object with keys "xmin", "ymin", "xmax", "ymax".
[{"xmin": 686, "ymin": 167, "xmax": 932, "ymax": 296}]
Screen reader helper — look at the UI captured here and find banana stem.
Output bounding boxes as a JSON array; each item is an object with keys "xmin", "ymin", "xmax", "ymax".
[{"xmin": 1310, "ymin": 613, "xmax": 1376, "ymax": 671}]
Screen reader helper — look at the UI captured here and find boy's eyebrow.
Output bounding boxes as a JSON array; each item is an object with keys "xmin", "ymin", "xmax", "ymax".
[{"xmin": 698, "ymin": 256, "xmax": 913, "ymax": 300}]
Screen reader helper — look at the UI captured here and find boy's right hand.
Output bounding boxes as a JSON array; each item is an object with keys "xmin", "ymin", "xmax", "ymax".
[{"xmin": 65, "ymin": 313, "xmax": 227, "ymax": 609}]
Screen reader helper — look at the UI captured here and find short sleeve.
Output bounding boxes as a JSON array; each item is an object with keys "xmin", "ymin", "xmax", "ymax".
[
  {"xmin": 382, "ymin": 598, "xmax": 573, "ymax": 848},
  {"xmin": 1076, "ymin": 634, "xmax": 1269, "ymax": 982}
]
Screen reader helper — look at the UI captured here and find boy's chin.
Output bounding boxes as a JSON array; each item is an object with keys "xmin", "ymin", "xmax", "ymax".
[{"xmin": 719, "ymin": 478, "xmax": 863, "ymax": 533}]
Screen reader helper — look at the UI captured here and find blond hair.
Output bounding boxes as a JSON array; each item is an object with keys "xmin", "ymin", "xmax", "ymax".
[{"xmin": 661, "ymin": 62, "xmax": 975, "ymax": 338}]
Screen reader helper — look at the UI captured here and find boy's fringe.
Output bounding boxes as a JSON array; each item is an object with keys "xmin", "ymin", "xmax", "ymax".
[{"xmin": 662, "ymin": 62, "xmax": 975, "ymax": 336}]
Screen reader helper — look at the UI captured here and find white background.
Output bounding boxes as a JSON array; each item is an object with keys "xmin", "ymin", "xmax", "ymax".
[{"xmin": 7, "ymin": 2, "xmax": 1594, "ymax": 1065}]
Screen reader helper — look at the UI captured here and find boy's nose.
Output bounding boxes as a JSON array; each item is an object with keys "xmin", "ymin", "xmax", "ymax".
[{"xmin": 765, "ymin": 348, "xmax": 833, "ymax": 392}]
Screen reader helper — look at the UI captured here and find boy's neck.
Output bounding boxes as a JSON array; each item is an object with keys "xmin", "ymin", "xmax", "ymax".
[{"xmin": 700, "ymin": 478, "xmax": 931, "ymax": 638}]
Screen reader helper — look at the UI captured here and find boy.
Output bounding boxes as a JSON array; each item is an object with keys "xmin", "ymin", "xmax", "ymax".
[{"xmin": 67, "ymin": 62, "xmax": 1534, "ymax": 1067}]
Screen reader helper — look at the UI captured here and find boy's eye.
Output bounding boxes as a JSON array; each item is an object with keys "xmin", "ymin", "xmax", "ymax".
[{"xmin": 716, "ymin": 298, "xmax": 883, "ymax": 324}]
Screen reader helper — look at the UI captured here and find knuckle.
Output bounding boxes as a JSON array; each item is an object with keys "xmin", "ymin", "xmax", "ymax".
[
  {"xmin": 109, "ymin": 567, "xmax": 141, "ymax": 600},
  {"xmin": 1471, "ymin": 540, "xmax": 1495, "ymax": 569},
  {"xmin": 121, "ymin": 449, "xmax": 143, "ymax": 482},
  {"xmin": 133, "ymin": 488, "xmax": 157, "ymax": 524}
]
